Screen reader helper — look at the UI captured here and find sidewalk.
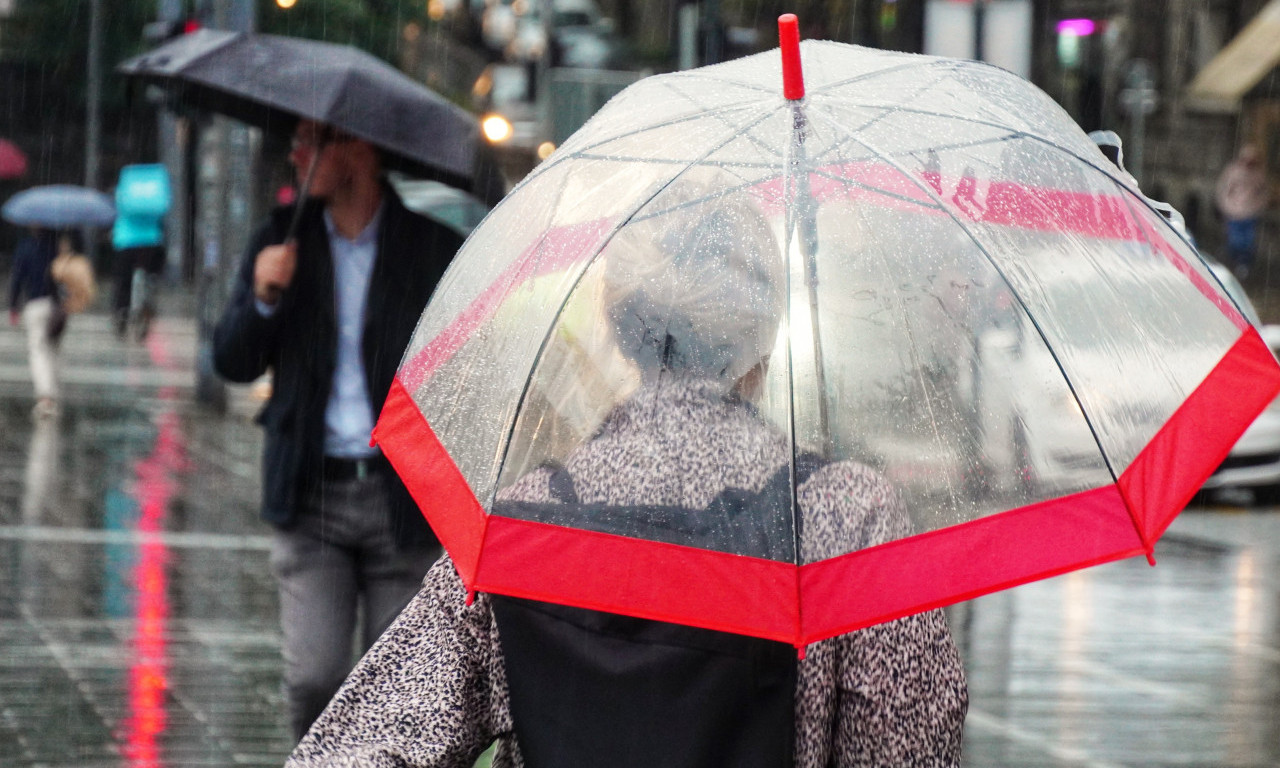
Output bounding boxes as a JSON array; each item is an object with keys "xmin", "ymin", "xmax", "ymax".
[{"xmin": 0, "ymin": 289, "xmax": 292, "ymax": 766}]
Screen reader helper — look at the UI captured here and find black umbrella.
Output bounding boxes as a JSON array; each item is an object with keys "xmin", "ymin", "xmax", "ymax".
[{"xmin": 117, "ymin": 29, "xmax": 479, "ymax": 191}]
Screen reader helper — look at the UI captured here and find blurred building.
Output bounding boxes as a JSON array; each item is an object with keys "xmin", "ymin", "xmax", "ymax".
[
  {"xmin": 637, "ymin": 0, "xmax": 1278, "ymax": 265},
  {"xmin": 1026, "ymin": 0, "xmax": 1280, "ymax": 261}
]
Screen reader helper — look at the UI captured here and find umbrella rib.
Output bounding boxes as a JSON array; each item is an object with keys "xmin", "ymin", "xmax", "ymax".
[
  {"xmin": 785, "ymin": 80, "xmax": 979, "ymax": 170},
  {"xmin": 628, "ymin": 179, "xmax": 768, "ymax": 223},
  {"xmin": 828, "ymin": 101, "xmax": 1142, "ymax": 193},
  {"xmin": 804, "ymin": 86, "xmax": 1016, "ymax": 165},
  {"xmin": 805, "ymin": 105, "xmax": 1124, "ymax": 494},
  {"xmin": 565, "ymin": 153, "xmax": 782, "ymax": 173},
  {"xmin": 655, "ymin": 69, "xmax": 783, "ymax": 97},
  {"xmin": 843, "ymin": 102, "xmax": 1049, "ymax": 137},
  {"xmin": 528, "ymin": 101, "xmax": 767, "ymax": 178},
  {"xmin": 803, "ymin": 94, "xmax": 1150, "ymax": 229},
  {"xmin": 119, "ymin": 30, "xmax": 242, "ymax": 81},
  {"xmin": 567, "ymin": 80, "xmax": 786, "ymax": 168},
  {"xmin": 804, "ymin": 122, "xmax": 1027, "ymax": 168},
  {"xmin": 486, "ymin": 110, "xmax": 780, "ymax": 512},
  {"xmin": 803, "ymin": 167, "xmax": 948, "ymax": 212},
  {"xmin": 548, "ymin": 73, "xmax": 797, "ymax": 166},
  {"xmin": 806, "ymin": 56, "xmax": 969, "ymax": 96}
]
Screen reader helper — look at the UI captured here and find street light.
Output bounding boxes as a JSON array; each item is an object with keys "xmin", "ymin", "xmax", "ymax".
[
  {"xmin": 277, "ymin": 0, "xmax": 297, "ymax": 8},
  {"xmin": 482, "ymin": 113, "xmax": 514, "ymax": 143}
]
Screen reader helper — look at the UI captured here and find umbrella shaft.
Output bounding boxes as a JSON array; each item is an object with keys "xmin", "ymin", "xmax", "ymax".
[
  {"xmin": 787, "ymin": 102, "xmax": 832, "ymax": 458},
  {"xmin": 263, "ymin": 141, "xmax": 327, "ymax": 304}
]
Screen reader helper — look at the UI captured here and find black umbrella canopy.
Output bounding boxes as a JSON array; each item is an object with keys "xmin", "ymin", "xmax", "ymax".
[{"xmin": 118, "ymin": 30, "xmax": 479, "ymax": 190}]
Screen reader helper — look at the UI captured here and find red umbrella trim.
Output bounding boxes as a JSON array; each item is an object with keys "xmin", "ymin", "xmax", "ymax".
[
  {"xmin": 377, "ymin": 327, "xmax": 1277, "ymax": 646},
  {"xmin": 1116, "ymin": 327, "xmax": 1280, "ymax": 544}
]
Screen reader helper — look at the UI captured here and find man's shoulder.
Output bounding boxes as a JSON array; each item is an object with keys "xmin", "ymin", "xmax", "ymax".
[{"xmin": 382, "ymin": 193, "xmax": 466, "ymax": 250}]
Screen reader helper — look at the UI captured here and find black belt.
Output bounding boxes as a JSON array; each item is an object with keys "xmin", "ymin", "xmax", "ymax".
[{"xmin": 321, "ymin": 454, "xmax": 387, "ymax": 482}]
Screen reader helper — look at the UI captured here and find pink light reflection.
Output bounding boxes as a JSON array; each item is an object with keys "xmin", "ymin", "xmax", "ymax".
[
  {"xmin": 1056, "ymin": 18, "xmax": 1096, "ymax": 36},
  {"xmin": 122, "ymin": 328, "xmax": 186, "ymax": 767}
]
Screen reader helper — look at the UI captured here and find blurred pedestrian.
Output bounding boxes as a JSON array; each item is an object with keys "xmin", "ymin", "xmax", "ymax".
[
  {"xmin": 52, "ymin": 231, "xmax": 97, "ymax": 315},
  {"xmin": 212, "ymin": 118, "xmax": 464, "ymax": 743},
  {"xmin": 285, "ymin": 180, "xmax": 968, "ymax": 768},
  {"xmin": 112, "ymin": 164, "xmax": 171, "ymax": 340},
  {"xmin": 8, "ymin": 227, "xmax": 61, "ymax": 418},
  {"xmin": 1215, "ymin": 144, "xmax": 1270, "ymax": 279}
]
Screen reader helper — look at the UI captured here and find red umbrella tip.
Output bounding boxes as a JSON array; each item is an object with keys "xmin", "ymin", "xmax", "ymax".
[{"xmin": 778, "ymin": 14, "xmax": 804, "ymax": 100}]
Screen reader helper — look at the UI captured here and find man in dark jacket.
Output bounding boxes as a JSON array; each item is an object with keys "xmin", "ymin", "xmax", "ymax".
[{"xmin": 213, "ymin": 119, "xmax": 464, "ymax": 742}]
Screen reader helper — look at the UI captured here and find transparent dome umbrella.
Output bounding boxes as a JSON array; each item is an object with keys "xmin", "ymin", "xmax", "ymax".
[{"xmin": 374, "ymin": 20, "xmax": 1280, "ymax": 649}]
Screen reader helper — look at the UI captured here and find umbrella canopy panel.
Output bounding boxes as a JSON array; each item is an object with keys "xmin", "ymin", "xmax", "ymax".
[
  {"xmin": 398, "ymin": 42, "xmax": 1240, "ymax": 535},
  {"xmin": 119, "ymin": 30, "xmax": 478, "ymax": 187},
  {"xmin": 0, "ymin": 139, "xmax": 28, "ymax": 180},
  {"xmin": 379, "ymin": 41, "xmax": 1273, "ymax": 641},
  {"xmin": 2, "ymin": 185, "xmax": 116, "ymax": 229}
]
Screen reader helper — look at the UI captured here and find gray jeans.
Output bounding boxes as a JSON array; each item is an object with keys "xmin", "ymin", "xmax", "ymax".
[{"xmin": 271, "ymin": 473, "xmax": 440, "ymax": 742}]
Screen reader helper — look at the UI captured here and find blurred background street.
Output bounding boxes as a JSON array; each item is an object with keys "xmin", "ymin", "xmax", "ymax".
[
  {"xmin": 3, "ymin": 0, "xmax": 1280, "ymax": 766},
  {"xmin": 0, "ymin": 293, "xmax": 1276, "ymax": 766}
]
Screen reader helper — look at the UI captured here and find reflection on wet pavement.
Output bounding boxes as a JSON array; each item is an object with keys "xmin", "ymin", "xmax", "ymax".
[
  {"xmin": 2, "ymin": 311, "xmax": 1280, "ymax": 766},
  {"xmin": 959, "ymin": 514, "xmax": 1280, "ymax": 767},
  {"xmin": 0, "ymin": 313, "xmax": 287, "ymax": 766}
]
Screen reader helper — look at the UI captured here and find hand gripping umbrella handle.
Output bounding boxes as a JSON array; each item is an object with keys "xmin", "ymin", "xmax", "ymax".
[{"xmin": 261, "ymin": 138, "xmax": 326, "ymax": 305}]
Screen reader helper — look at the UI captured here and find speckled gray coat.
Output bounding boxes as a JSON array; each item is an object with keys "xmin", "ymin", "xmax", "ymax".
[{"xmin": 287, "ymin": 377, "xmax": 968, "ymax": 767}]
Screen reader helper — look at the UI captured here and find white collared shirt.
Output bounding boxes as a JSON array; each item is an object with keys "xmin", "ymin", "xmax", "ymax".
[{"xmin": 322, "ymin": 203, "xmax": 384, "ymax": 458}]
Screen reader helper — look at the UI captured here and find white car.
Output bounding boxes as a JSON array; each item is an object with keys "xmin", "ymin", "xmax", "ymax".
[
  {"xmin": 966, "ymin": 256, "xmax": 1269, "ymax": 504},
  {"xmin": 1197, "ymin": 260, "xmax": 1280, "ymax": 503},
  {"xmin": 390, "ymin": 177, "xmax": 490, "ymax": 237}
]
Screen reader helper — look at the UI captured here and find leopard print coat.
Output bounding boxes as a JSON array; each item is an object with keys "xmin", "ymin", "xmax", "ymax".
[{"xmin": 287, "ymin": 376, "xmax": 968, "ymax": 767}]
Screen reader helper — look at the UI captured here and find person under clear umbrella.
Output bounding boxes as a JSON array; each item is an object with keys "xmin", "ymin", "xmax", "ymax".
[
  {"xmin": 211, "ymin": 118, "xmax": 464, "ymax": 743},
  {"xmin": 284, "ymin": 178, "xmax": 968, "ymax": 768},
  {"xmin": 8, "ymin": 227, "xmax": 62, "ymax": 419}
]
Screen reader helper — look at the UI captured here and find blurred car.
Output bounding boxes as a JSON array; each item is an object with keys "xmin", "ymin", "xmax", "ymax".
[
  {"xmin": 472, "ymin": 63, "xmax": 543, "ymax": 151},
  {"xmin": 481, "ymin": 0, "xmax": 522, "ymax": 53},
  {"xmin": 1198, "ymin": 258, "xmax": 1280, "ymax": 502},
  {"xmin": 970, "ymin": 253, "xmax": 1280, "ymax": 505},
  {"xmin": 390, "ymin": 176, "xmax": 490, "ymax": 237},
  {"xmin": 964, "ymin": 255, "xmax": 1264, "ymax": 503},
  {"xmin": 969, "ymin": 281, "xmax": 1156, "ymax": 501},
  {"xmin": 507, "ymin": 0, "xmax": 632, "ymax": 69}
]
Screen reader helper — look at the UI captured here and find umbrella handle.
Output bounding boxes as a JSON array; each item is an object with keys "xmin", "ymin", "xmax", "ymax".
[
  {"xmin": 261, "ymin": 136, "xmax": 327, "ymax": 305},
  {"xmin": 258, "ymin": 237, "xmax": 296, "ymax": 306}
]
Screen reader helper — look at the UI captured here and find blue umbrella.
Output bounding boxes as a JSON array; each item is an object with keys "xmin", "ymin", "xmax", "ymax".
[{"xmin": 2, "ymin": 185, "xmax": 116, "ymax": 228}]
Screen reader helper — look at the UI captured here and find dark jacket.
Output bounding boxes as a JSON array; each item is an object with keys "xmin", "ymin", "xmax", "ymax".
[
  {"xmin": 8, "ymin": 231, "xmax": 57, "ymax": 311},
  {"xmin": 212, "ymin": 186, "xmax": 464, "ymax": 545}
]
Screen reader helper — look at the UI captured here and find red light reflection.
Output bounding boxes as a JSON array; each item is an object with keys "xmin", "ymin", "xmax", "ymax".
[{"xmin": 121, "ymin": 330, "xmax": 186, "ymax": 767}]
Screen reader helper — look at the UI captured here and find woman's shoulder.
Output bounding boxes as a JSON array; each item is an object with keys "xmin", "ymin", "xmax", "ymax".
[
  {"xmin": 495, "ymin": 465, "xmax": 556, "ymax": 504},
  {"xmin": 798, "ymin": 460, "xmax": 913, "ymax": 561}
]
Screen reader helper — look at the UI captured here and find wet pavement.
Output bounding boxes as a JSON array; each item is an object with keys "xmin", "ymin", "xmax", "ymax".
[
  {"xmin": 0, "ymin": 300, "xmax": 287, "ymax": 766},
  {"xmin": 2, "ymin": 293, "xmax": 1280, "ymax": 767},
  {"xmin": 957, "ymin": 513, "xmax": 1280, "ymax": 768}
]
